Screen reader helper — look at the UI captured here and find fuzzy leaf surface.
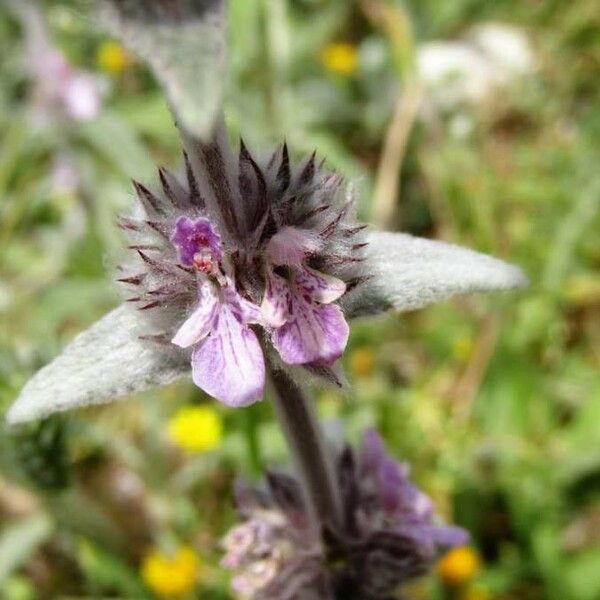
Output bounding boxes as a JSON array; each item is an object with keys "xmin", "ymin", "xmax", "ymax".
[
  {"xmin": 6, "ymin": 305, "xmax": 189, "ymax": 425},
  {"xmin": 342, "ymin": 231, "xmax": 528, "ymax": 318},
  {"xmin": 100, "ymin": 0, "xmax": 226, "ymax": 140}
]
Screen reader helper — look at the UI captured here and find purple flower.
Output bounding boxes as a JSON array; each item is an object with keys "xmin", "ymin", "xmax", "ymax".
[
  {"xmin": 221, "ymin": 430, "xmax": 468, "ymax": 599},
  {"xmin": 170, "ymin": 216, "xmax": 223, "ymax": 269},
  {"xmin": 167, "ymin": 217, "xmax": 265, "ymax": 406},
  {"xmin": 109, "ymin": 133, "xmax": 364, "ymax": 406},
  {"xmin": 355, "ymin": 430, "xmax": 468, "ymax": 556},
  {"xmin": 262, "ymin": 228, "xmax": 349, "ymax": 364}
]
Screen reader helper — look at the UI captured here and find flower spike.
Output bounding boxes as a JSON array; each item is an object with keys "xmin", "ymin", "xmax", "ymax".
[{"xmin": 221, "ymin": 430, "xmax": 469, "ymax": 599}]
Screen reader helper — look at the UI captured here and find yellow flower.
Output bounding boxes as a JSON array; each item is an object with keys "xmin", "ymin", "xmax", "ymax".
[
  {"xmin": 141, "ymin": 546, "xmax": 199, "ymax": 598},
  {"xmin": 438, "ymin": 546, "xmax": 480, "ymax": 587},
  {"xmin": 350, "ymin": 347, "xmax": 375, "ymax": 378},
  {"xmin": 168, "ymin": 405, "xmax": 223, "ymax": 453},
  {"xmin": 96, "ymin": 41, "xmax": 130, "ymax": 75},
  {"xmin": 320, "ymin": 42, "xmax": 359, "ymax": 76}
]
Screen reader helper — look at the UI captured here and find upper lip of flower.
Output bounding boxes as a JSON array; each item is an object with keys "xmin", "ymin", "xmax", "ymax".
[{"xmin": 170, "ymin": 215, "xmax": 223, "ymax": 269}]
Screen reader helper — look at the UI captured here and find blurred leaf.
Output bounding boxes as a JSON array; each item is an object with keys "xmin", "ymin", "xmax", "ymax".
[
  {"xmin": 100, "ymin": 0, "xmax": 227, "ymax": 140},
  {"xmin": 0, "ymin": 514, "xmax": 53, "ymax": 584},
  {"xmin": 77, "ymin": 539, "xmax": 153, "ymax": 599},
  {"xmin": 114, "ymin": 93, "xmax": 178, "ymax": 144},
  {"xmin": 531, "ymin": 524, "xmax": 565, "ymax": 600},
  {"xmin": 1, "ymin": 576, "xmax": 36, "ymax": 600},
  {"xmin": 543, "ymin": 176, "xmax": 600, "ymax": 293},
  {"xmin": 78, "ymin": 112, "xmax": 154, "ymax": 181},
  {"xmin": 13, "ymin": 417, "xmax": 72, "ymax": 491},
  {"xmin": 564, "ymin": 549, "xmax": 600, "ymax": 600}
]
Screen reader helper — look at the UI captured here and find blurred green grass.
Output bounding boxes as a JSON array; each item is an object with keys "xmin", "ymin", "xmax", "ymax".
[{"xmin": 0, "ymin": 0, "xmax": 599, "ymax": 598}]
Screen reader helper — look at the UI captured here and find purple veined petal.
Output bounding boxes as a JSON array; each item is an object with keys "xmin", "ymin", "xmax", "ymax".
[
  {"xmin": 294, "ymin": 266, "xmax": 346, "ymax": 304},
  {"xmin": 171, "ymin": 216, "xmax": 222, "ymax": 267},
  {"xmin": 266, "ymin": 226, "xmax": 322, "ymax": 268},
  {"xmin": 261, "ymin": 270, "xmax": 292, "ymax": 328},
  {"xmin": 393, "ymin": 524, "xmax": 437, "ymax": 558},
  {"xmin": 171, "ymin": 281, "xmax": 219, "ymax": 348},
  {"xmin": 394, "ymin": 479, "xmax": 432, "ymax": 520},
  {"xmin": 191, "ymin": 306, "xmax": 265, "ymax": 407},
  {"xmin": 221, "ymin": 279, "xmax": 264, "ymax": 325},
  {"xmin": 272, "ymin": 298, "xmax": 349, "ymax": 365},
  {"xmin": 240, "ymin": 297, "xmax": 265, "ymax": 325}
]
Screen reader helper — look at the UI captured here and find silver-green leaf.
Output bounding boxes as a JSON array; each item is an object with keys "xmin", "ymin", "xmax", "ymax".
[
  {"xmin": 99, "ymin": 0, "xmax": 226, "ymax": 140},
  {"xmin": 6, "ymin": 305, "xmax": 189, "ymax": 425},
  {"xmin": 342, "ymin": 231, "xmax": 528, "ymax": 318}
]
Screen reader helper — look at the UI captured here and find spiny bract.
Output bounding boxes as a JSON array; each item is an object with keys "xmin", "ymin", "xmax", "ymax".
[{"xmin": 118, "ymin": 126, "xmax": 367, "ymax": 407}]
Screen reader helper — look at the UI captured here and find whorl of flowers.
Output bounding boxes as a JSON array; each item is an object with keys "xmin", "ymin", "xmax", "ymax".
[
  {"xmin": 221, "ymin": 430, "xmax": 468, "ymax": 599},
  {"xmin": 118, "ymin": 127, "xmax": 366, "ymax": 406}
]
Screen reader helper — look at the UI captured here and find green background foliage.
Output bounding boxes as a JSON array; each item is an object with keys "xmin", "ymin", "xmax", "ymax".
[{"xmin": 0, "ymin": 0, "xmax": 599, "ymax": 598}]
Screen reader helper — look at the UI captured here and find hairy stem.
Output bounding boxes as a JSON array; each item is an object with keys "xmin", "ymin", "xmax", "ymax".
[
  {"xmin": 266, "ymin": 358, "xmax": 343, "ymax": 532},
  {"xmin": 242, "ymin": 404, "xmax": 263, "ymax": 476}
]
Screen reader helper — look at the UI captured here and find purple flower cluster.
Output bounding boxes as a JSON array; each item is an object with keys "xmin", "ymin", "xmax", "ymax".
[
  {"xmin": 118, "ymin": 131, "xmax": 365, "ymax": 406},
  {"xmin": 221, "ymin": 430, "xmax": 468, "ymax": 599}
]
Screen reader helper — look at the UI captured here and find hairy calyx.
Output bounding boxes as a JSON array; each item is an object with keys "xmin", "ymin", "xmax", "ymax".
[{"xmin": 118, "ymin": 136, "xmax": 366, "ymax": 406}]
